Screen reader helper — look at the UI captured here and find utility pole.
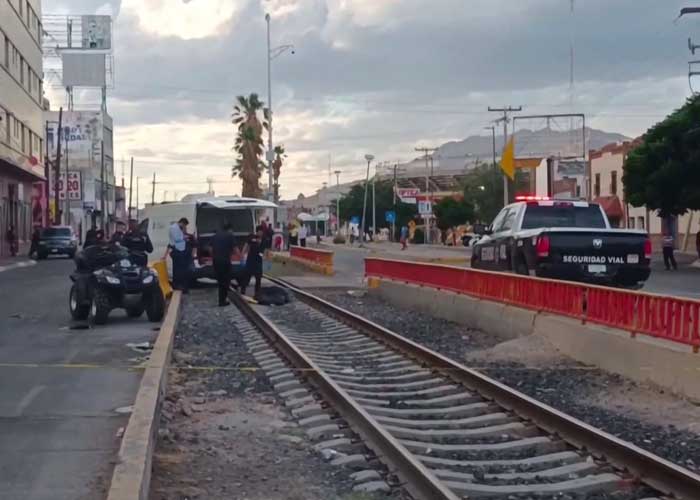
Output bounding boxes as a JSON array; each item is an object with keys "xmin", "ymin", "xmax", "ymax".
[
  {"xmin": 100, "ymin": 140, "xmax": 105, "ymax": 232},
  {"xmin": 334, "ymin": 170, "xmax": 341, "ymax": 235},
  {"xmin": 151, "ymin": 172, "xmax": 156, "ymax": 205},
  {"xmin": 361, "ymin": 154, "xmax": 374, "ymax": 245},
  {"xmin": 64, "ymin": 130, "xmax": 70, "ymax": 226},
  {"xmin": 54, "ymin": 108, "xmax": 63, "ymax": 225},
  {"xmin": 136, "ymin": 177, "xmax": 141, "ymax": 219},
  {"xmin": 484, "ymin": 126, "xmax": 497, "ymax": 168},
  {"xmin": 415, "ymin": 147, "xmax": 437, "ymax": 244},
  {"xmin": 386, "ymin": 162, "xmax": 405, "ymax": 242},
  {"xmin": 44, "ymin": 121, "xmax": 50, "ymax": 227},
  {"xmin": 372, "ymin": 162, "xmax": 378, "ymax": 241},
  {"xmin": 488, "ymin": 106, "xmax": 522, "ymax": 205},
  {"xmin": 128, "ymin": 157, "xmax": 134, "ymax": 220}
]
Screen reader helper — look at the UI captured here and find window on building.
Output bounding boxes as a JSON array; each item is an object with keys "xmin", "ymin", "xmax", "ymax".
[
  {"xmin": 638, "ymin": 216, "xmax": 645, "ymax": 230},
  {"xmin": 13, "ymin": 118, "xmax": 20, "ymax": 140},
  {"xmin": 1, "ymin": 36, "xmax": 6, "ymax": 68},
  {"xmin": 594, "ymin": 173, "xmax": 601, "ymax": 198},
  {"xmin": 28, "ymin": 70, "xmax": 32, "ymax": 93},
  {"xmin": 628, "ymin": 217, "xmax": 635, "ymax": 229},
  {"xmin": 21, "ymin": 124, "xmax": 26, "ymax": 153},
  {"xmin": 610, "ymin": 171, "xmax": 618, "ymax": 196},
  {"xmin": 19, "ymin": 0, "xmax": 23, "ymax": 18}
]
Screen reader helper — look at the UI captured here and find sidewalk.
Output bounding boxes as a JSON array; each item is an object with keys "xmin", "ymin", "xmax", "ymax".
[{"xmin": 317, "ymin": 239, "xmax": 471, "ymax": 266}]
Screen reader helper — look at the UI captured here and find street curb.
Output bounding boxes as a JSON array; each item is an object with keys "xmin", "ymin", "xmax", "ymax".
[
  {"xmin": 271, "ymin": 253, "xmax": 334, "ymax": 275},
  {"xmin": 0, "ymin": 260, "xmax": 37, "ymax": 273},
  {"xmin": 106, "ymin": 291, "xmax": 182, "ymax": 500}
]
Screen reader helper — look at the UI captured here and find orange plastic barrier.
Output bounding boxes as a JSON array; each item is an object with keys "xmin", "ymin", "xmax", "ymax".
[
  {"xmin": 290, "ymin": 246, "xmax": 334, "ymax": 267},
  {"xmin": 365, "ymin": 257, "xmax": 700, "ymax": 350}
]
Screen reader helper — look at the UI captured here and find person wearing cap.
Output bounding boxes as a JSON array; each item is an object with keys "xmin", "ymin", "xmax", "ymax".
[
  {"xmin": 111, "ymin": 221, "xmax": 127, "ymax": 245},
  {"xmin": 169, "ymin": 217, "xmax": 190, "ymax": 293},
  {"xmin": 121, "ymin": 219, "xmax": 153, "ymax": 266}
]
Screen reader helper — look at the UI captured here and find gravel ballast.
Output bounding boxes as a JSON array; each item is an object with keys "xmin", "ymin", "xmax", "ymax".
[
  {"xmin": 149, "ymin": 289, "xmax": 401, "ymax": 500},
  {"xmin": 309, "ymin": 287, "xmax": 700, "ymax": 475}
]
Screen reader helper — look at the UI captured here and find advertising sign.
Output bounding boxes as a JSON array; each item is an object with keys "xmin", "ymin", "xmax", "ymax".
[
  {"xmin": 81, "ymin": 15, "xmax": 112, "ymax": 50},
  {"xmin": 52, "ymin": 172, "xmax": 83, "ymax": 201},
  {"xmin": 396, "ymin": 188, "xmax": 420, "ymax": 204},
  {"xmin": 385, "ymin": 211, "xmax": 396, "ymax": 223},
  {"xmin": 62, "ymin": 53, "xmax": 107, "ymax": 87}
]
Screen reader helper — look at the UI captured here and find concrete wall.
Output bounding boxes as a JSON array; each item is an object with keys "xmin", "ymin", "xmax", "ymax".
[{"xmin": 372, "ymin": 278, "xmax": 700, "ymax": 401}]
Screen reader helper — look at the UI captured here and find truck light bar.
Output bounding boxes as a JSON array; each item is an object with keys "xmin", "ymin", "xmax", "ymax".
[{"xmin": 515, "ymin": 195, "xmax": 550, "ymax": 201}]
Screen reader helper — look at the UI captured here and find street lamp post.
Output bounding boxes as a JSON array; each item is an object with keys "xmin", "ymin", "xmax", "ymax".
[
  {"xmin": 360, "ymin": 154, "xmax": 374, "ymax": 245},
  {"xmin": 265, "ymin": 13, "xmax": 294, "ymax": 205},
  {"xmin": 372, "ymin": 162, "xmax": 377, "ymax": 241},
  {"xmin": 334, "ymin": 170, "xmax": 341, "ymax": 235}
]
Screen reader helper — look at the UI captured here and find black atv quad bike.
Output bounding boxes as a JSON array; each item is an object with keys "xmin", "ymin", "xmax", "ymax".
[{"xmin": 69, "ymin": 244, "xmax": 165, "ymax": 325}]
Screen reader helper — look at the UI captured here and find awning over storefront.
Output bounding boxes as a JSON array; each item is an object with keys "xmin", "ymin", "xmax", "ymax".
[
  {"xmin": 593, "ymin": 195, "xmax": 624, "ymax": 219},
  {"xmin": 0, "ymin": 157, "xmax": 45, "ymax": 182}
]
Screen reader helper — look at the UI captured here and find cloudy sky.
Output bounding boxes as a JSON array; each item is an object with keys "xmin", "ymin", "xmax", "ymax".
[{"xmin": 44, "ymin": 0, "xmax": 699, "ymax": 203}]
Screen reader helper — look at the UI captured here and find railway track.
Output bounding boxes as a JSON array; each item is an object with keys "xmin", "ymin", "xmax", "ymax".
[{"xmin": 230, "ymin": 277, "xmax": 700, "ymax": 500}]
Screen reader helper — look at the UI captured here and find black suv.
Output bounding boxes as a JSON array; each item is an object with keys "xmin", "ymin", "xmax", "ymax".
[{"xmin": 37, "ymin": 226, "xmax": 78, "ymax": 259}]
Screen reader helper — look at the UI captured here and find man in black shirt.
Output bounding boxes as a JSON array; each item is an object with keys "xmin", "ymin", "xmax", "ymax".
[
  {"xmin": 211, "ymin": 222, "xmax": 235, "ymax": 306},
  {"xmin": 121, "ymin": 220, "xmax": 154, "ymax": 266},
  {"xmin": 241, "ymin": 226, "xmax": 264, "ymax": 298}
]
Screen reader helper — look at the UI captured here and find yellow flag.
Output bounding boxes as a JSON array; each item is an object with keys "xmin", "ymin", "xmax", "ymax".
[{"xmin": 501, "ymin": 137, "xmax": 515, "ymax": 180}]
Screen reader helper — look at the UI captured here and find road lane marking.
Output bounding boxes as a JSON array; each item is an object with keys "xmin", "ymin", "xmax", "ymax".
[
  {"xmin": 14, "ymin": 385, "xmax": 46, "ymax": 416},
  {"xmin": 0, "ymin": 260, "xmax": 37, "ymax": 273}
]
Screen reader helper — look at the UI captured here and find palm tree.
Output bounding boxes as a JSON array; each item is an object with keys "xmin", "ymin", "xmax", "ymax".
[
  {"xmin": 272, "ymin": 145, "xmax": 286, "ymax": 202},
  {"xmin": 232, "ymin": 94, "xmax": 269, "ymax": 198}
]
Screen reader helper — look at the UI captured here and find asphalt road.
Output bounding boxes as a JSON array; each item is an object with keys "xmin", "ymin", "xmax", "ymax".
[
  {"xmin": 0, "ymin": 258, "xmax": 159, "ymax": 500},
  {"xmin": 326, "ymin": 243, "xmax": 699, "ymax": 299}
]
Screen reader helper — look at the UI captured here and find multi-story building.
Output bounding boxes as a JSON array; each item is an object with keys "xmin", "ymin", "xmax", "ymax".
[
  {"xmin": 590, "ymin": 140, "xmax": 700, "ymax": 250},
  {"xmin": 0, "ymin": 0, "xmax": 46, "ymax": 256}
]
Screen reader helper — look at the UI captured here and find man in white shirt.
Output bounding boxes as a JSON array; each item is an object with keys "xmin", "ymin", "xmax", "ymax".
[
  {"xmin": 169, "ymin": 217, "xmax": 190, "ymax": 292},
  {"xmin": 299, "ymin": 224, "xmax": 307, "ymax": 247}
]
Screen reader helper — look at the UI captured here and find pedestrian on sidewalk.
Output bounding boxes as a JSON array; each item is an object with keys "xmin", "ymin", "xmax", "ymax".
[
  {"xmin": 400, "ymin": 225, "xmax": 408, "ymax": 251},
  {"xmin": 169, "ymin": 217, "xmax": 190, "ymax": 293},
  {"xmin": 299, "ymin": 224, "xmax": 307, "ymax": 247},
  {"xmin": 695, "ymin": 230, "xmax": 700, "ymax": 260},
  {"xmin": 5, "ymin": 225, "xmax": 17, "ymax": 257},
  {"xmin": 28, "ymin": 226, "xmax": 40, "ymax": 258},
  {"xmin": 211, "ymin": 222, "xmax": 235, "ymax": 306},
  {"xmin": 662, "ymin": 232, "xmax": 678, "ymax": 271}
]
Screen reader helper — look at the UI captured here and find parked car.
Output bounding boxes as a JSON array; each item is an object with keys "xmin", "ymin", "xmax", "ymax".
[
  {"xmin": 37, "ymin": 226, "xmax": 78, "ymax": 260},
  {"xmin": 471, "ymin": 197, "xmax": 652, "ymax": 288}
]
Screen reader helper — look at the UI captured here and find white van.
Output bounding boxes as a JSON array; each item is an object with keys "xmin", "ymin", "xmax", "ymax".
[{"xmin": 143, "ymin": 195, "xmax": 276, "ymax": 279}]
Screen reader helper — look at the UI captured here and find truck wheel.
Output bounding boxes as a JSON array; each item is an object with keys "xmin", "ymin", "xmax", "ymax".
[
  {"xmin": 146, "ymin": 289, "xmax": 165, "ymax": 322},
  {"xmin": 126, "ymin": 305, "xmax": 144, "ymax": 318},
  {"xmin": 69, "ymin": 284, "xmax": 90, "ymax": 320},
  {"xmin": 90, "ymin": 289, "xmax": 111, "ymax": 325},
  {"xmin": 512, "ymin": 254, "xmax": 529, "ymax": 275}
]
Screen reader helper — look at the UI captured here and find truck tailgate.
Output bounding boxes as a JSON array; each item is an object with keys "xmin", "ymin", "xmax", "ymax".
[{"xmin": 547, "ymin": 230, "xmax": 647, "ymax": 267}]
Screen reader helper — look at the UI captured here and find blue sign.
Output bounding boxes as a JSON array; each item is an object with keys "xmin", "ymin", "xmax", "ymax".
[
  {"xmin": 350, "ymin": 216, "xmax": 360, "ymax": 225},
  {"xmin": 385, "ymin": 211, "xmax": 396, "ymax": 223}
]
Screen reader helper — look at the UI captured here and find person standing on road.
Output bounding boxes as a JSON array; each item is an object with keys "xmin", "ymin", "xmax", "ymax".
[
  {"xmin": 211, "ymin": 223, "xmax": 235, "ymax": 307},
  {"xmin": 400, "ymin": 225, "xmax": 409, "ymax": 251},
  {"xmin": 662, "ymin": 232, "xmax": 678, "ymax": 271},
  {"xmin": 299, "ymin": 224, "xmax": 307, "ymax": 247},
  {"xmin": 169, "ymin": 218, "xmax": 190, "ymax": 293},
  {"xmin": 241, "ymin": 227, "xmax": 264, "ymax": 298},
  {"xmin": 696, "ymin": 230, "xmax": 700, "ymax": 260},
  {"xmin": 28, "ymin": 226, "xmax": 40, "ymax": 259}
]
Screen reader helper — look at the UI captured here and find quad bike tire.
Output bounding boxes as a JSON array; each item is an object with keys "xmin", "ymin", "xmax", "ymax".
[
  {"xmin": 126, "ymin": 305, "xmax": 144, "ymax": 318},
  {"xmin": 146, "ymin": 288, "xmax": 165, "ymax": 322},
  {"xmin": 69, "ymin": 284, "xmax": 90, "ymax": 321},
  {"xmin": 90, "ymin": 288, "xmax": 111, "ymax": 325}
]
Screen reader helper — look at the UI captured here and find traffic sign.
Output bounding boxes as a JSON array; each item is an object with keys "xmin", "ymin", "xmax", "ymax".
[
  {"xmin": 385, "ymin": 211, "xmax": 396, "ymax": 223},
  {"xmin": 418, "ymin": 200, "xmax": 432, "ymax": 215},
  {"xmin": 350, "ymin": 216, "xmax": 360, "ymax": 225}
]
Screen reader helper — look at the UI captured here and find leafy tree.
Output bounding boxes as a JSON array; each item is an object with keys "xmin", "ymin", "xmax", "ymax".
[
  {"xmin": 272, "ymin": 145, "xmax": 286, "ymax": 203},
  {"xmin": 463, "ymin": 163, "xmax": 504, "ymax": 223},
  {"xmin": 624, "ymin": 95, "xmax": 700, "ymax": 217},
  {"xmin": 232, "ymin": 93, "xmax": 269, "ymax": 198},
  {"xmin": 434, "ymin": 197, "xmax": 474, "ymax": 230},
  {"xmin": 338, "ymin": 180, "xmax": 417, "ymax": 237}
]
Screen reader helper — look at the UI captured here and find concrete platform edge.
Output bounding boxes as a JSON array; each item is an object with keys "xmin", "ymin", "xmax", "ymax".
[
  {"xmin": 106, "ymin": 291, "xmax": 182, "ymax": 500},
  {"xmin": 271, "ymin": 253, "xmax": 334, "ymax": 275},
  {"xmin": 372, "ymin": 279, "xmax": 700, "ymax": 401}
]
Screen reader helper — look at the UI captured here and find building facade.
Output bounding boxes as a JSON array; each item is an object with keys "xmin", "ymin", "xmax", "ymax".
[
  {"xmin": 589, "ymin": 140, "xmax": 700, "ymax": 250},
  {"xmin": 45, "ymin": 110, "xmax": 116, "ymax": 241},
  {"xmin": 0, "ymin": 0, "xmax": 46, "ymax": 256}
]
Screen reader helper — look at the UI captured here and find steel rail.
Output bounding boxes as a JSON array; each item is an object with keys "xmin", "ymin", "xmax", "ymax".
[
  {"xmin": 229, "ymin": 290, "xmax": 460, "ymax": 500},
  {"xmin": 265, "ymin": 275, "xmax": 700, "ymax": 500}
]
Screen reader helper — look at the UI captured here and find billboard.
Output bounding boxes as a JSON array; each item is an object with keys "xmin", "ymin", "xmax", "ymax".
[
  {"xmin": 396, "ymin": 188, "xmax": 419, "ymax": 204},
  {"xmin": 51, "ymin": 172, "xmax": 83, "ymax": 201},
  {"xmin": 62, "ymin": 53, "xmax": 106, "ymax": 87},
  {"xmin": 81, "ymin": 15, "xmax": 112, "ymax": 50},
  {"xmin": 47, "ymin": 111, "xmax": 103, "ymax": 159}
]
